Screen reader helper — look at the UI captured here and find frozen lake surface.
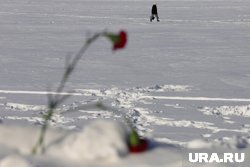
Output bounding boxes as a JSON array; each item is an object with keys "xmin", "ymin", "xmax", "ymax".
[{"xmin": 1, "ymin": 0, "xmax": 250, "ymax": 166}]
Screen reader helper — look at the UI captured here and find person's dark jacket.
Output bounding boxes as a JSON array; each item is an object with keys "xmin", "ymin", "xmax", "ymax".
[{"xmin": 151, "ymin": 4, "xmax": 158, "ymax": 14}]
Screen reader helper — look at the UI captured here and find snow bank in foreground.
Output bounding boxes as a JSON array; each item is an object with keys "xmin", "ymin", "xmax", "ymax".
[
  {"xmin": 0, "ymin": 121, "xmax": 250, "ymax": 167},
  {"xmin": 0, "ymin": 125, "xmax": 64, "ymax": 155},
  {"xmin": 0, "ymin": 155, "xmax": 31, "ymax": 167},
  {"xmin": 0, "ymin": 121, "xmax": 129, "ymax": 163},
  {"xmin": 47, "ymin": 120, "xmax": 129, "ymax": 162}
]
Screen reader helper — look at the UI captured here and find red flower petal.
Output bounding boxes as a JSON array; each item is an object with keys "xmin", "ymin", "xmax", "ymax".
[{"xmin": 113, "ymin": 31, "xmax": 127, "ymax": 50}]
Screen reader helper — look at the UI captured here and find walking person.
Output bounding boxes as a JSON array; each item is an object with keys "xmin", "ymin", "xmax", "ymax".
[{"xmin": 150, "ymin": 3, "xmax": 160, "ymax": 22}]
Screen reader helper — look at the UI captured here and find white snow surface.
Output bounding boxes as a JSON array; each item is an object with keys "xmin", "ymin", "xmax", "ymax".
[
  {"xmin": 0, "ymin": 155, "xmax": 31, "ymax": 167},
  {"xmin": 1, "ymin": 0, "xmax": 250, "ymax": 166},
  {"xmin": 199, "ymin": 105, "xmax": 250, "ymax": 117},
  {"xmin": 47, "ymin": 120, "xmax": 129, "ymax": 162}
]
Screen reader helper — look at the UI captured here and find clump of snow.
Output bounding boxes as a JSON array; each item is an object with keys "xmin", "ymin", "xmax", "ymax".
[
  {"xmin": 186, "ymin": 139, "xmax": 213, "ymax": 149},
  {"xmin": 155, "ymin": 137, "xmax": 187, "ymax": 146},
  {"xmin": 2, "ymin": 116, "xmax": 44, "ymax": 125},
  {"xmin": 74, "ymin": 85, "xmax": 190, "ymax": 110},
  {"xmin": 186, "ymin": 136, "xmax": 250, "ymax": 150},
  {"xmin": 74, "ymin": 87, "xmax": 144, "ymax": 109},
  {"xmin": 146, "ymin": 84, "xmax": 191, "ymax": 92},
  {"xmin": 134, "ymin": 84, "xmax": 191, "ymax": 93},
  {"xmin": 214, "ymin": 136, "xmax": 250, "ymax": 149},
  {"xmin": 187, "ymin": 136, "xmax": 250, "ymax": 150},
  {"xmin": 2, "ymin": 114, "xmax": 74, "ymax": 128},
  {"xmin": 199, "ymin": 105, "xmax": 250, "ymax": 117},
  {"xmin": 0, "ymin": 155, "xmax": 31, "ymax": 167},
  {"xmin": 74, "ymin": 89, "xmax": 103, "ymax": 97},
  {"xmin": 47, "ymin": 120, "xmax": 129, "ymax": 162},
  {"xmin": 5, "ymin": 103, "xmax": 46, "ymax": 112}
]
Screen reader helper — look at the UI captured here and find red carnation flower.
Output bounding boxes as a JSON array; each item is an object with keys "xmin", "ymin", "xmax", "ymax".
[
  {"xmin": 113, "ymin": 31, "xmax": 127, "ymax": 50},
  {"xmin": 105, "ymin": 30, "xmax": 127, "ymax": 51},
  {"xmin": 129, "ymin": 138, "xmax": 149, "ymax": 153},
  {"xmin": 128, "ymin": 129, "xmax": 149, "ymax": 153}
]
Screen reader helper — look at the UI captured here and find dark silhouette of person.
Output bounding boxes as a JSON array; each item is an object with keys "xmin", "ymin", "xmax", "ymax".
[{"xmin": 150, "ymin": 3, "xmax": 159, "ymax": 22}]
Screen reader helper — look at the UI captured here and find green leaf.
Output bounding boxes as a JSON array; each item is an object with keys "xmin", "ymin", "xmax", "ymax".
[
  {"xmin": 129, "ymin": 129, "xmax": 140, "ymax": 146},
  {"xmin": 104, "ymin": 33, "xmax": 120, "ymax": 44}
]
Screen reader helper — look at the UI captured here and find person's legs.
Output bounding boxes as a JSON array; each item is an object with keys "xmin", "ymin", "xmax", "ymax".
[
  {"xmin": 156, "ymin": 14, "xmax": 160, "ymax": 21},
  {"xmin": 150, "ymin": 14, "xmax": 155, "ymax": 22}
]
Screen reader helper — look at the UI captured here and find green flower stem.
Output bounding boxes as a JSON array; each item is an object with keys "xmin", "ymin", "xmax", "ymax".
[
  {"xmin": 129, "ymin": 129, "xmax": 140, "ymax": 146},
  {"xmin": 32, "ymin": 31, "xmax": 105, "ymax": 155}
]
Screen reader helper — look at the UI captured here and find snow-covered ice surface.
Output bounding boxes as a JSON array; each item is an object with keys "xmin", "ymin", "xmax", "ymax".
[{"xmin": 1, "ymin": 0, "xmax": 250, "ymax": 166}]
